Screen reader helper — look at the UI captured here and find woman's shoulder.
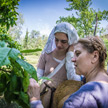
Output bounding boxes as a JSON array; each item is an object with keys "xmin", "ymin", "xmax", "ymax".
[
  {"xmin": 63, "ymin": 81, "xmax": 108, "ymax": 108},
  {"xmin": 77, "ymin": 81, "xmax": 108, "ymax": 95},
  {"xmin": 85, "ymin": 81, "xmax": 108, "ymax": 87},
  {"xmin": 40, "ymin": 52, "xmax": 53, "ymax": 61},
  {"xmin": 40, "ymin": 52, "xmax": 53, "ymax": 58}
]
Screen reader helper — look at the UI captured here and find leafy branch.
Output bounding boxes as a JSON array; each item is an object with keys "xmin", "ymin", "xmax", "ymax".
[{"xmin": 0, "ymin": 42, "xmax": 38, "ymax": 107}]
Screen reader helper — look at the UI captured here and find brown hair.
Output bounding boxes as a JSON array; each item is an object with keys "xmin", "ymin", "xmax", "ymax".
[{"xmin": 77, "ymin": 36, "xmax": 107, "ymax": 68}]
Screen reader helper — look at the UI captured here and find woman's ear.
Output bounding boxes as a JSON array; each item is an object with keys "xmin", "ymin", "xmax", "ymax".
[{"xmin": 91, "ymin": 51, "xmax": 99, "ymax": 64}]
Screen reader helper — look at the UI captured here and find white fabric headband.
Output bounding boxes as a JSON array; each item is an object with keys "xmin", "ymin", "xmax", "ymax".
[{"xmin": 42, "ymin": 22, "xmax": 79, "ymax": 54}]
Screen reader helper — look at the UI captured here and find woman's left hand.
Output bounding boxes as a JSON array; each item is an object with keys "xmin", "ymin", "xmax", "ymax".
[{"xmin": 27, "ymin": 78, "xmax": 40, "ymax": 102}]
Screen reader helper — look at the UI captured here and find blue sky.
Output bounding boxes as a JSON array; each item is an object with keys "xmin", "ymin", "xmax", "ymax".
[{"xmin": 18, "ymin": 0, "xmax": 108, "ymax": 37}]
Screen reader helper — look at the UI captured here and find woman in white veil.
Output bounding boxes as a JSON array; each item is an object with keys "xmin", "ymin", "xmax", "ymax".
[
  {"xmin": 28, "ymin": 22, "xmax": 82, "ymax": 108},
  {"xmin": 37, "ymin": 22, "xmax": 81, "ymax": 81}
]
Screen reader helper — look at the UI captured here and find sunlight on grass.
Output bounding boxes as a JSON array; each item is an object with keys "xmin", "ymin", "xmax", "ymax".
[{"xmin": 24, "ymin": 55, "xmax": 40, "ymax": 69}]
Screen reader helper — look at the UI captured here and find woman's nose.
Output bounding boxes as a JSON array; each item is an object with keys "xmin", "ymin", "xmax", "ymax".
[
  {"xmin": 57, "ymin": 41, "xmax": 62, "ymax": 47},
  {"xmin": 72, "ymin": 57, "xmax": 76, "ymax": 62}
]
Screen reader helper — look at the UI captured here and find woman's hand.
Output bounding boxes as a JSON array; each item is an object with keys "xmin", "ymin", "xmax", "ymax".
[
  {"xmin": 68, "ymin": 44, "xmax": 74, "ymax": 52},
  {"xmin": 27, "ymin": 78, "xmax": 40, "ymax": 102}
]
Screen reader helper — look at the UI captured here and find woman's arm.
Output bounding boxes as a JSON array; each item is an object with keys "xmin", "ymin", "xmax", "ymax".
[
  {"xmin": 27, "ymin": 78, "xmax": 44, "ymax": 108},
  {"xmin": 36, "ymin": 53, "xmax": 46, "ymax": 78},
  {"xmin": 37, "ymin": 68, "xmax": 44, "ymax": 78},
  {"xmin": 66, "ymin": 45, "xmax": 82, "ymax": 81}
]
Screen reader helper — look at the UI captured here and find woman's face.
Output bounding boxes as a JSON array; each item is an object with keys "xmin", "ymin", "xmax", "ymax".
[
  {"xmin": 72, "ymin": 43, "xmax": 93, "ymax": 76},
  {"xmin": 55, "ymin": 32, "xmax": 69, "ymax": 52}
]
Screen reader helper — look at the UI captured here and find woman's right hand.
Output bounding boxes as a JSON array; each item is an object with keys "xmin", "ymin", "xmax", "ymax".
[
  {"xmin": 27, "ymin": 78, "xmax": 40, "ymax": 102},
  {"xmin": 68, "ymin": 44, "xmax": 74, "ymax": 52}
]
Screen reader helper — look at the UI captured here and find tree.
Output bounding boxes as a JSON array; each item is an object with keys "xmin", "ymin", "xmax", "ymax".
[
  {"xmin": 30, "ymin": 30, "xmax": 40, "ymax": 38},
  {"xmin": 57, "ymin": 0, "xmax": 108, "ymax": 37},
  {"xmin": 22, "ymin": 34, "xmax": 48, "ymax": 56},
  {"xmin": 0, "ymin": 0, "xmax": 20, "ymax": 30},
  {"xmin": 23, "ymin": 28, "xmax": 29, "ymax": 49},
  {"xmin": 0, "ymin": 1, "xmax": 38, "ymax": 108},
  {"xmin": 8, "ymin": 13, "xmax": 24, "ymax": 43},
  {"xmin": 22, "ymin": 30, "xmax": 48, "ymax": 55},
  {"xmin": 106, "ymin": 25, "xmax": 108, "ymax": 33}
]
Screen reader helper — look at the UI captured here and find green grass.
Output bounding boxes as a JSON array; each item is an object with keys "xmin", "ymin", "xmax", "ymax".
[{"xmin": 24, "ymin": 55, "xmax": 40, "ymax": 69}]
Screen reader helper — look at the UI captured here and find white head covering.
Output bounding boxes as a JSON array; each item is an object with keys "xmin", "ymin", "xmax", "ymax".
[{"xmin": 42, "ymin": 22, "xmax": 79, "ymax": 54}]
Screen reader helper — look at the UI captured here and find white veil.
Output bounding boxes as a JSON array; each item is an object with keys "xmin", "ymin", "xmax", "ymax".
[{"xmin": 42, "ymin": 22, "xmax": 79, "ymax": 54}]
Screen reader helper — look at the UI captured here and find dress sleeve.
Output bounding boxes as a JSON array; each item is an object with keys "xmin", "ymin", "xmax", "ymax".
[
  {"xmin": 63, "ymin": 84, "xmax": 98, "ymax": 108},
  {"xmin": 37, "ymin": 53, "xmax": 46, "ymax": 78},
  {"xmin": 66, "ymin": 51, "xmax": 81, "ymax": 81},
  {"xmin": 30, "ymin": 100, "xmax": 44, "ymax": 108},
  {"xmin": 107, "ymin": 62, "xmax": 108, "ymax": 73},
  {"xmin": 37, "ymin": 53, "xmax": 46, "ymax": 69},
  {"xmin": 37, "ymin": 68, "xmax": 44, "ymax": 78}
]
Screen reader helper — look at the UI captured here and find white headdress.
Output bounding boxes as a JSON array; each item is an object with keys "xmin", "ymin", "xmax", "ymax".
[{"xmin": 42, "ymin": 22, "xmax": 79, "ymax": 54}]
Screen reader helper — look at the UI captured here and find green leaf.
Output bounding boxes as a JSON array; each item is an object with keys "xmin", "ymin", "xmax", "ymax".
[
  {"xmin": 4, "ymin": 89, "xmax": 17, "ymax": 103},
  {"xmin": 16, "ymin": 58, "xmax": 38, "ymax": 81},
  {"xmin": 19, "ymin": 91, "xmax": 29, "ymax": 105},
  {"xmin": 0, "ymin": 47, "xmax": 20, "ymax": 67},
  {"xmin": 0, "ymin": 83, "xmax": 5, "ymax": 93},
  {"xmin": 0, "ymin": 19, "xmax": 3, "ymax": 23},
  {"xmin": 0, "ymin": 41, "xmax": 6, "ymax": 47},
  {"xmin": 39, "ymin": 76, "xmax": 51, "ymax": 81},
  {"xmin": 38, "ymin": 77, "xmax": 51, "ymax": 85},
  {"xmin": 18, "ymin": 91, "xmax": 30, "ymax": 108},
  {"xmin": 10, "ymin": 75, "xmax": 18, "ymax": 91},
  {"xmin": 9, "ymin": 48, "xmax": 20, "ymax": 60},
  {"xmin": 22, "ymin": 70, "xmax": 29, "ymax": 92},
  {"xmin": 0, "ymin": 47, "xmax": 11, "ymax": 67},
  {"xmin": 7, "ymin": 23, "xmax": 10, "ymax": 31},
  {"xmin": 20, "ymin": 48, "xmax": 42, "ymax": 53}
]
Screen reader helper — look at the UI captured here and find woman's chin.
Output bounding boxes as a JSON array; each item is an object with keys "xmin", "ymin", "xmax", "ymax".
[{"xmin": 76, "ymin": 71, "xmax": 81, "ymax": 75}]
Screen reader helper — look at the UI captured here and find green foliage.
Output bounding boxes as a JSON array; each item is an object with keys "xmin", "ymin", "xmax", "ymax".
[
  {"xmin": 0, "ymin": 42, "xmax": 38, "ymax": 107},
  {"xmin": 22, "ymin": 29, "xmax": 48, "ymax": 50},
  {"xmin": 38, "ymin": 77, "xmax": 51, "ymax": 85},
  {"xmin": 57, "ymin": 0, "xmax": 108, "ymax": 37},
  {"xmin": 22, "ymin": 33, "xmax": 48, "ymax": 56},
  {"xmin": 0, "ymin": 0, "xmax": 20, "ymax": 31},
  {"xmin": 0, "ymin": 0, "xmax": 39, "ymax": 107},
  {"xmin": 0, "ymin": 26, "xmax": 21, "ymax": 50},
  {"xmin": 0, "ymin": 98, "xmax": 21, "ymax": 108},
  {"xmin": 29, "ymin": 30, "xmax": 40, "ymax": 38},
  {"xmin": 65, "ymin": 0, "xmax": 92, "ymax": 11},
  {"xmin": 23, "ymin": 29, "xmax": 29, "ymax": 49},
  {"xmin": 101, "ymin": 36, "xmax": 108, "ymax": 66},
  {"xmin": 8, "ymin": 13, "xmax": 24, "ymax": 43}
]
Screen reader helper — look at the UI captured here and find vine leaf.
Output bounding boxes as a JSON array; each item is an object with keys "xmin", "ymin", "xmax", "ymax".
[{"xmin": 0, "ymin": 47, "xmax": 11, "ymax": 66}]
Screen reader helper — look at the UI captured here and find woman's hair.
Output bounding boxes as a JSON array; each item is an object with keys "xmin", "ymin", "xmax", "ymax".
[{"xmin": 77, "ymin": 36, "xmax": 107, "ymax": 68}]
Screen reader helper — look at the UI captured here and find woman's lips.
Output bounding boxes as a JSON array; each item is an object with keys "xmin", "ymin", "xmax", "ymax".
[
  {"xmin": 74, "ymin": 64, "xmax": 77, "ymax": 68},
  {"xmin": 57, "ymin": 47, "xmax": 62, "ymax": 50}
]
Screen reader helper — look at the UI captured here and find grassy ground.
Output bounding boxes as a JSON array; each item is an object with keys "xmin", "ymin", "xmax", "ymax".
[{"xmin": 24, "ymin": 54, "xmax": 40, "ymax": 69}]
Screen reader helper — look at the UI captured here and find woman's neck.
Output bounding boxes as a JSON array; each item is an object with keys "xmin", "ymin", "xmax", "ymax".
[
  {"xmin": 85, "ymin": 66, "xmax": 108, "ymax": 83},
  {"xmin": 85, "ymin": 65, "xmax": 100, "ymax": 82},
  {"xmin": 52, "ymin": 49, "xmax": 67, "ymax": 60}
]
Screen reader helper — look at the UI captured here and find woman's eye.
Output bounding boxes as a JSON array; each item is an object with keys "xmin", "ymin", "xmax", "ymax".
[
  {"xmin": 55, "ymin": 39, "xmax": 59, "ymax": 42},
  {"xmin": 76, "ymin": 52, "xmax": 80, "ymax": 56},
  {"xmin": 61, "ymin": 40, "xmax": 68, "ymax": 44}
]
